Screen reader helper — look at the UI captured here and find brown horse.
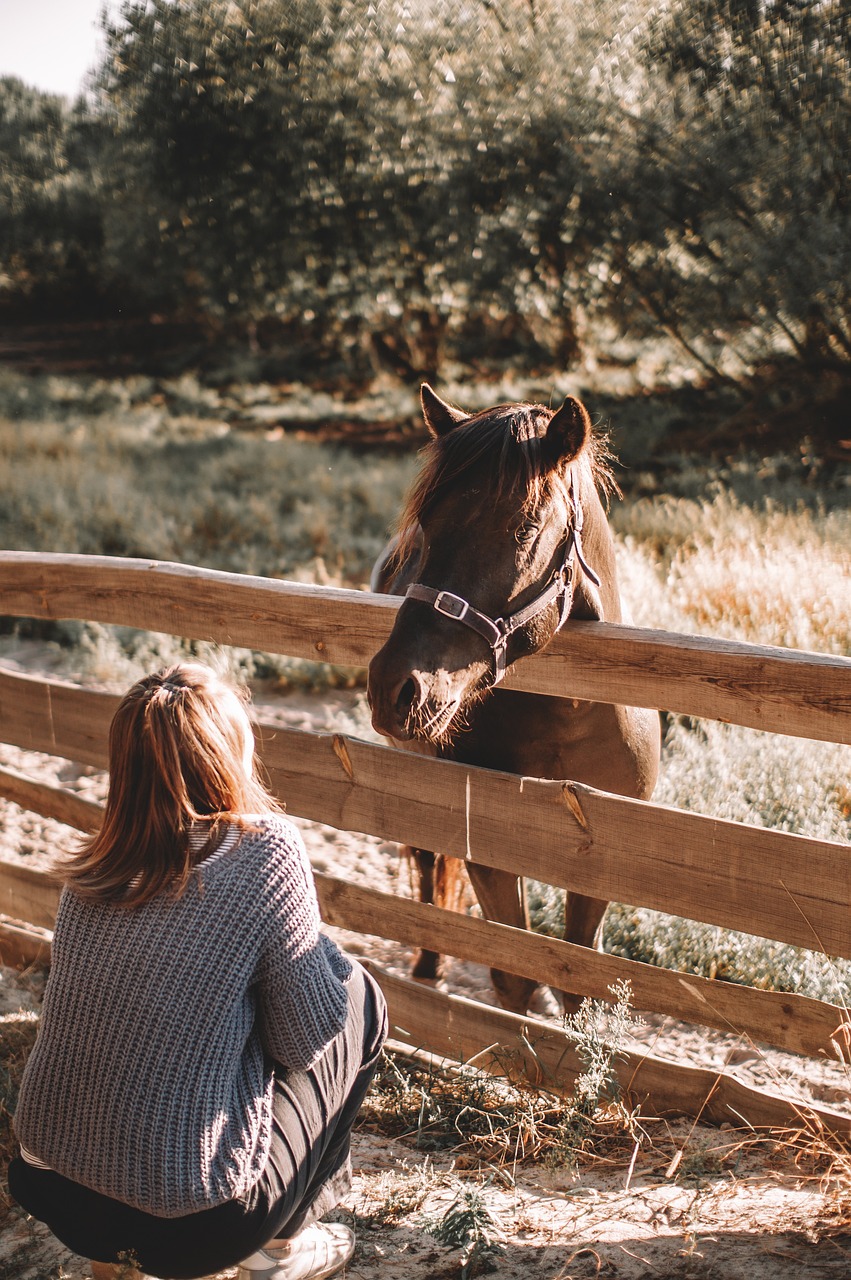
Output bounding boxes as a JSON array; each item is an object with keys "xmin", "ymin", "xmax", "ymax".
[{"xmin": 368, "ymin": 385, "xmax": 661, "ymax": 1014}]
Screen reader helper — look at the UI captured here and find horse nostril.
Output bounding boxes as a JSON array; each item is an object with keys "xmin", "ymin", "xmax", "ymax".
[{"xmin": 394, "ymin": 676, "xmax": 421, "ymax": 718}]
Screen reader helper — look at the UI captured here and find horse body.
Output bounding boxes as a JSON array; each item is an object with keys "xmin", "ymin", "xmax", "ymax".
[{"xmin": 368, "ymin": 385, "xmax": 661, "ymax": 1014}]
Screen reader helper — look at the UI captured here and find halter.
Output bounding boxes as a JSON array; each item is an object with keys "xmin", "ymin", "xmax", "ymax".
[{"xmin": 404, "ymin": 482, "xmax": 601, "ymax": 686}]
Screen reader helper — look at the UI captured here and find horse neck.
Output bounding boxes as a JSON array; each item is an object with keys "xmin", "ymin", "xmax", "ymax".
[{"xmin": 571, "ymin": 463, "xmax": 621, "ymax": 623}]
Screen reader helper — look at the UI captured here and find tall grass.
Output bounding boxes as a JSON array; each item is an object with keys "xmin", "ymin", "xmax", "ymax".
[
  {"xmin": 614, "ymin": 490, "xmax": 851, "ymax": 654},
  {"xmin": 0, "ymin": 401, "xmax": 415, "ymax": 585},
  {"xmin": 600, "ymin": 471, "xmax": 851, "ymax": 1001}
]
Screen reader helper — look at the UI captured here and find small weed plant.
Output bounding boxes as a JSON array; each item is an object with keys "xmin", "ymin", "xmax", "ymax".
[
  {"xmin": 429, "ymin": 1182, "xmax": 506, "ymax": 1278},
  {"xmin": 566, "ymin": 981, "xmax": 638, "ymax": 1118},
  {"xmin": 552, "ymin": 980, "xmax": 641, "ymax": 1165}
]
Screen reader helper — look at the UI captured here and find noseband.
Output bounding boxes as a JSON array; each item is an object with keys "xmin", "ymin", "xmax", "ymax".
[{"xmin": 405, "ymin": 487, "xmax": 601, "ymax": 686}]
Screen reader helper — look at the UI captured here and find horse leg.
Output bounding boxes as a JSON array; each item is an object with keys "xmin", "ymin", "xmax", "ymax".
[
  {"xmin": 408, "ymin": 847, "xmax": 443, "ymax": 979},
  {"xmin": 465, "ymin": 862, "xmax": 538, "ymax": 1014},
  {"xmin": 561, "ymin": 892, "xmax": 609, "ymax": 1017}
]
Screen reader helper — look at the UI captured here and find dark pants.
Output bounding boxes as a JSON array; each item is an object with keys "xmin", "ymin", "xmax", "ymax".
[{"xmin": 8, "ymin": 963, "xmax": 387, "ymax": 1280}]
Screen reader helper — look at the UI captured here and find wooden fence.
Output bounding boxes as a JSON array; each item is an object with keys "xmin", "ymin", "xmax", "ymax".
[{"xmin": 1, "ymin": 550, "xmax": 850, "ymax": 1133}]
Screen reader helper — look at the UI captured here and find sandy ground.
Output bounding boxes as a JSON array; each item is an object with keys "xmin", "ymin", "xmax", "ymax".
[{"xmin": 1, "ymin": 643, "xmax": 850, "ymax": 1278}]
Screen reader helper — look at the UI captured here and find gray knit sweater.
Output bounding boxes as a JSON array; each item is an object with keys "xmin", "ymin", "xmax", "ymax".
[{"xmin": 14, "ymin": 815, "xmax": 353, "ymax": 1218}]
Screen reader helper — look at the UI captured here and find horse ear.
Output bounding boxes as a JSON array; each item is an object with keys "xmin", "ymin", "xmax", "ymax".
[
  {"xmin": 421, "ymin": 383, "xmax": 469, "ymax": 438},
  {"xmin": 542, "ymin": 396, "xmax": 592, "ymax": 468}
]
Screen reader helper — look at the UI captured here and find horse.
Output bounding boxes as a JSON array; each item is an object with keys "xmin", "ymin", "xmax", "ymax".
[{"xmin": 367, "ymin": 384, "xmax": 661, "ymax": 1015}]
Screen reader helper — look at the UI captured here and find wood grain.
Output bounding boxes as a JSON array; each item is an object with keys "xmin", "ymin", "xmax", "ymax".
[
  {"xmin": 263, "ymin": 729, "xmax": 851, "ymax": 961},
  {"xmin": 1, "ymin": 551, "xmax": 849, "ymax": 742},
  {"xmin": 0, "ymin": 914, "xmax": 52, "ymax": 969},
  {"xmin": 316, "ymin": 875, "xmax": 847, "ymax": 1061},
  {"xmin": 504, "ymin": 623, "xmax": 851, "ymax": 745},
  {"xmin": 0, "ymin": 859, "xmax": 61, "ymax": 930},
  {"xmin": 0, "ymin": 668, "xmax": 115, "ymax": 769},
  {"xmin": 0, "ymin": 764, "xmax": 103, "ymax": 834},
  {"xmin": 367, "ymin": 964, "xmax": 851, "ymax": 1134}
]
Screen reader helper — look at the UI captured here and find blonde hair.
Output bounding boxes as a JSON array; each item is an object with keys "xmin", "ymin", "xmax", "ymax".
[{"xmin": 63, "ymin": 663, "xmax": 282, "ymax": 906}]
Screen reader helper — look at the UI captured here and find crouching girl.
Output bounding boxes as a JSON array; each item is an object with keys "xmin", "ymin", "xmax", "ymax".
[{"xmin": 9, "ymin": 663, "xmax": 386, "ymax": 1280}]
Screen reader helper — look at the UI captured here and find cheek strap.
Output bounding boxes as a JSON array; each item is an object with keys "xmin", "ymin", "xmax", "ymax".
[{"xmin": 404, "ymin": 506, "xmax": 600, "ymax": 686}]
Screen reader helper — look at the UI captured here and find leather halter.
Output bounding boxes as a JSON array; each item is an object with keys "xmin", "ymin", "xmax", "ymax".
[{"xmin": 404, "ymin": 483, "xmax": 601, "ymax": 686}]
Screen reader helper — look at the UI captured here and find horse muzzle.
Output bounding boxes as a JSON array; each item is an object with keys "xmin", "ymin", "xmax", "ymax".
[{"xmin": 368, "ymin": 653, "xmax": 464, "ymax": 743}]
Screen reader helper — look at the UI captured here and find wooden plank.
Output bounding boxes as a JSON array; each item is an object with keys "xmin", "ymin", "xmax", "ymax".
[
  {"xmin": 1, "ymin": 551, "xmax": 849, "ymax": 742},
  {"xmin": 0, "ymin": 860, "xmax": 61, "ymax": 931},
  {"xmin": 0, "ymin": 915, "xmax": 52, "ymax": 969},
  {"xmin": 0, "ymin": 764, "xmax": 103, "ymax": 833},
  {"xmin": 0, "ymin": 550, "xmax": 395, "ymax": 674},
  {"xmin": 0, "ymin": 669, "xmax": 114, "ymax": 769},
  {"xmin": 262, "ymin": 728, "xmax": 851, "ymax": 961},
  {"xmin": 1, "ymin": 667, "xmax": 849, "ymax": 958},
  {"xmin": 367, "ymin": 964, "xmax": 851, "ymax": 1135},
  {"xmin": 505, "ymin": 624, "xmax": 851, "ymax": 746},
  {"xmin": 315, "ymin": 876, "xmax": 847, "ymax": 1062}
]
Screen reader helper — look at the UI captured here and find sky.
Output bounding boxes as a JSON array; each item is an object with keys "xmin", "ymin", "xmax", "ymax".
[{"xmin": 0, "ymin": 0, "xmax": 121, "ymax": 99}]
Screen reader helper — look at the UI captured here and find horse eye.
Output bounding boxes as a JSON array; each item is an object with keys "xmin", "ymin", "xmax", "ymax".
[{"xmin": 516, "ymin": 523, "xmax": 538, "ymax": 545}]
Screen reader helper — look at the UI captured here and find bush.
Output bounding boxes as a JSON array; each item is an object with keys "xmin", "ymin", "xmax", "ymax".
[{"xmin": 91, "ymin": 0, "xmax": 605, "ymax": 371}]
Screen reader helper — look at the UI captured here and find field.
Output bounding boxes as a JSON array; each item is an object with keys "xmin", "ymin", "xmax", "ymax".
[{"xmin": 0, "ymin": 362, "xmax": 850, "ymax": 1278}]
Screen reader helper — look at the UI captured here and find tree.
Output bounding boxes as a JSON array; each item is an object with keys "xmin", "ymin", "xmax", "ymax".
[
  {"xmin": 92, "ymin": 0, "xmax": 605, "ymax": 370},
  {"xmin": 587, "ymin": 0, "xmax": 851, "ymax": 375},
  {"xmin": 0, "ymin": 78, "xmax": 106, "ymax": 313}
]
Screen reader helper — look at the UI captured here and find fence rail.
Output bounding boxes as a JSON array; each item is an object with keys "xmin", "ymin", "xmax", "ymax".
[
  {"xmin": 2, "ymin": 551, "xmax": 849, "ymax": 741},
  {"xmin": 1, "ymin": 666, "xmax": 847, "ymax": 958},
  {"xmin": 1, "ymin": 551, "xmax": 850, "ymax": 1132}
]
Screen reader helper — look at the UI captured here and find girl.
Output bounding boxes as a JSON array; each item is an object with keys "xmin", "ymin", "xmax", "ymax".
[{"xmin": 9, "ymin": 662, "xmax": 387, "ymax": 1280}]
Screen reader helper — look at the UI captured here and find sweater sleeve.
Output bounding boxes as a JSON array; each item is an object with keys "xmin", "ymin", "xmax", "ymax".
[{"xmin": 255, "ymin": 820, "xmax": 352, "ymax": 1070}]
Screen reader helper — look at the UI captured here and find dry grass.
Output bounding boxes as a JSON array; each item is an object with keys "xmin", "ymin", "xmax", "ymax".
[
  {"xmin": 0, "ymin": 407, "xmax": 415, "ymax": 587},
  {"xmin": 615, "ymin": 490, "xmax": 851, "ymax": 654},
  {"xmin": 355, "ymin": 1040, "xmax": 851, "ymax": 1242},
  {"xmin": 359, "ymin": 1050, "xmax": 630, "ymax": 1173}
]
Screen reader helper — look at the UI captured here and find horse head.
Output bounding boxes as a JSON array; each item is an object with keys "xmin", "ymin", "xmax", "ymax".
[{"xmin": 368, "ymin": 385, "xmax": 618, "ymax": 744}]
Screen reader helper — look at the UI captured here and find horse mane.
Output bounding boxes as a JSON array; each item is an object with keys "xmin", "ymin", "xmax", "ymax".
[{"xmin": 396, "ymin": 401, "xmax": 616, "ymax": 561}]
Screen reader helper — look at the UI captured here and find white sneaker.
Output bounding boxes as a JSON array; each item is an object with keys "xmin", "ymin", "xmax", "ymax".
[{"xmin": 237, "ymin": 1222, "xmax": 356, "ymax": 1280}]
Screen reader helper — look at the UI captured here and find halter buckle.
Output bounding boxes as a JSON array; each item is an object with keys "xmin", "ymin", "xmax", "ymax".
[{"xmin": 433, "ymin": 590, "xmax": 469, "ymax": 621}]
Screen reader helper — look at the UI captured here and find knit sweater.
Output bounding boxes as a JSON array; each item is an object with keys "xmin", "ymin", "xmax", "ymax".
[{"xmin": 14, "ymin": 814, "xmax": 353, "ymax": 1218}]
